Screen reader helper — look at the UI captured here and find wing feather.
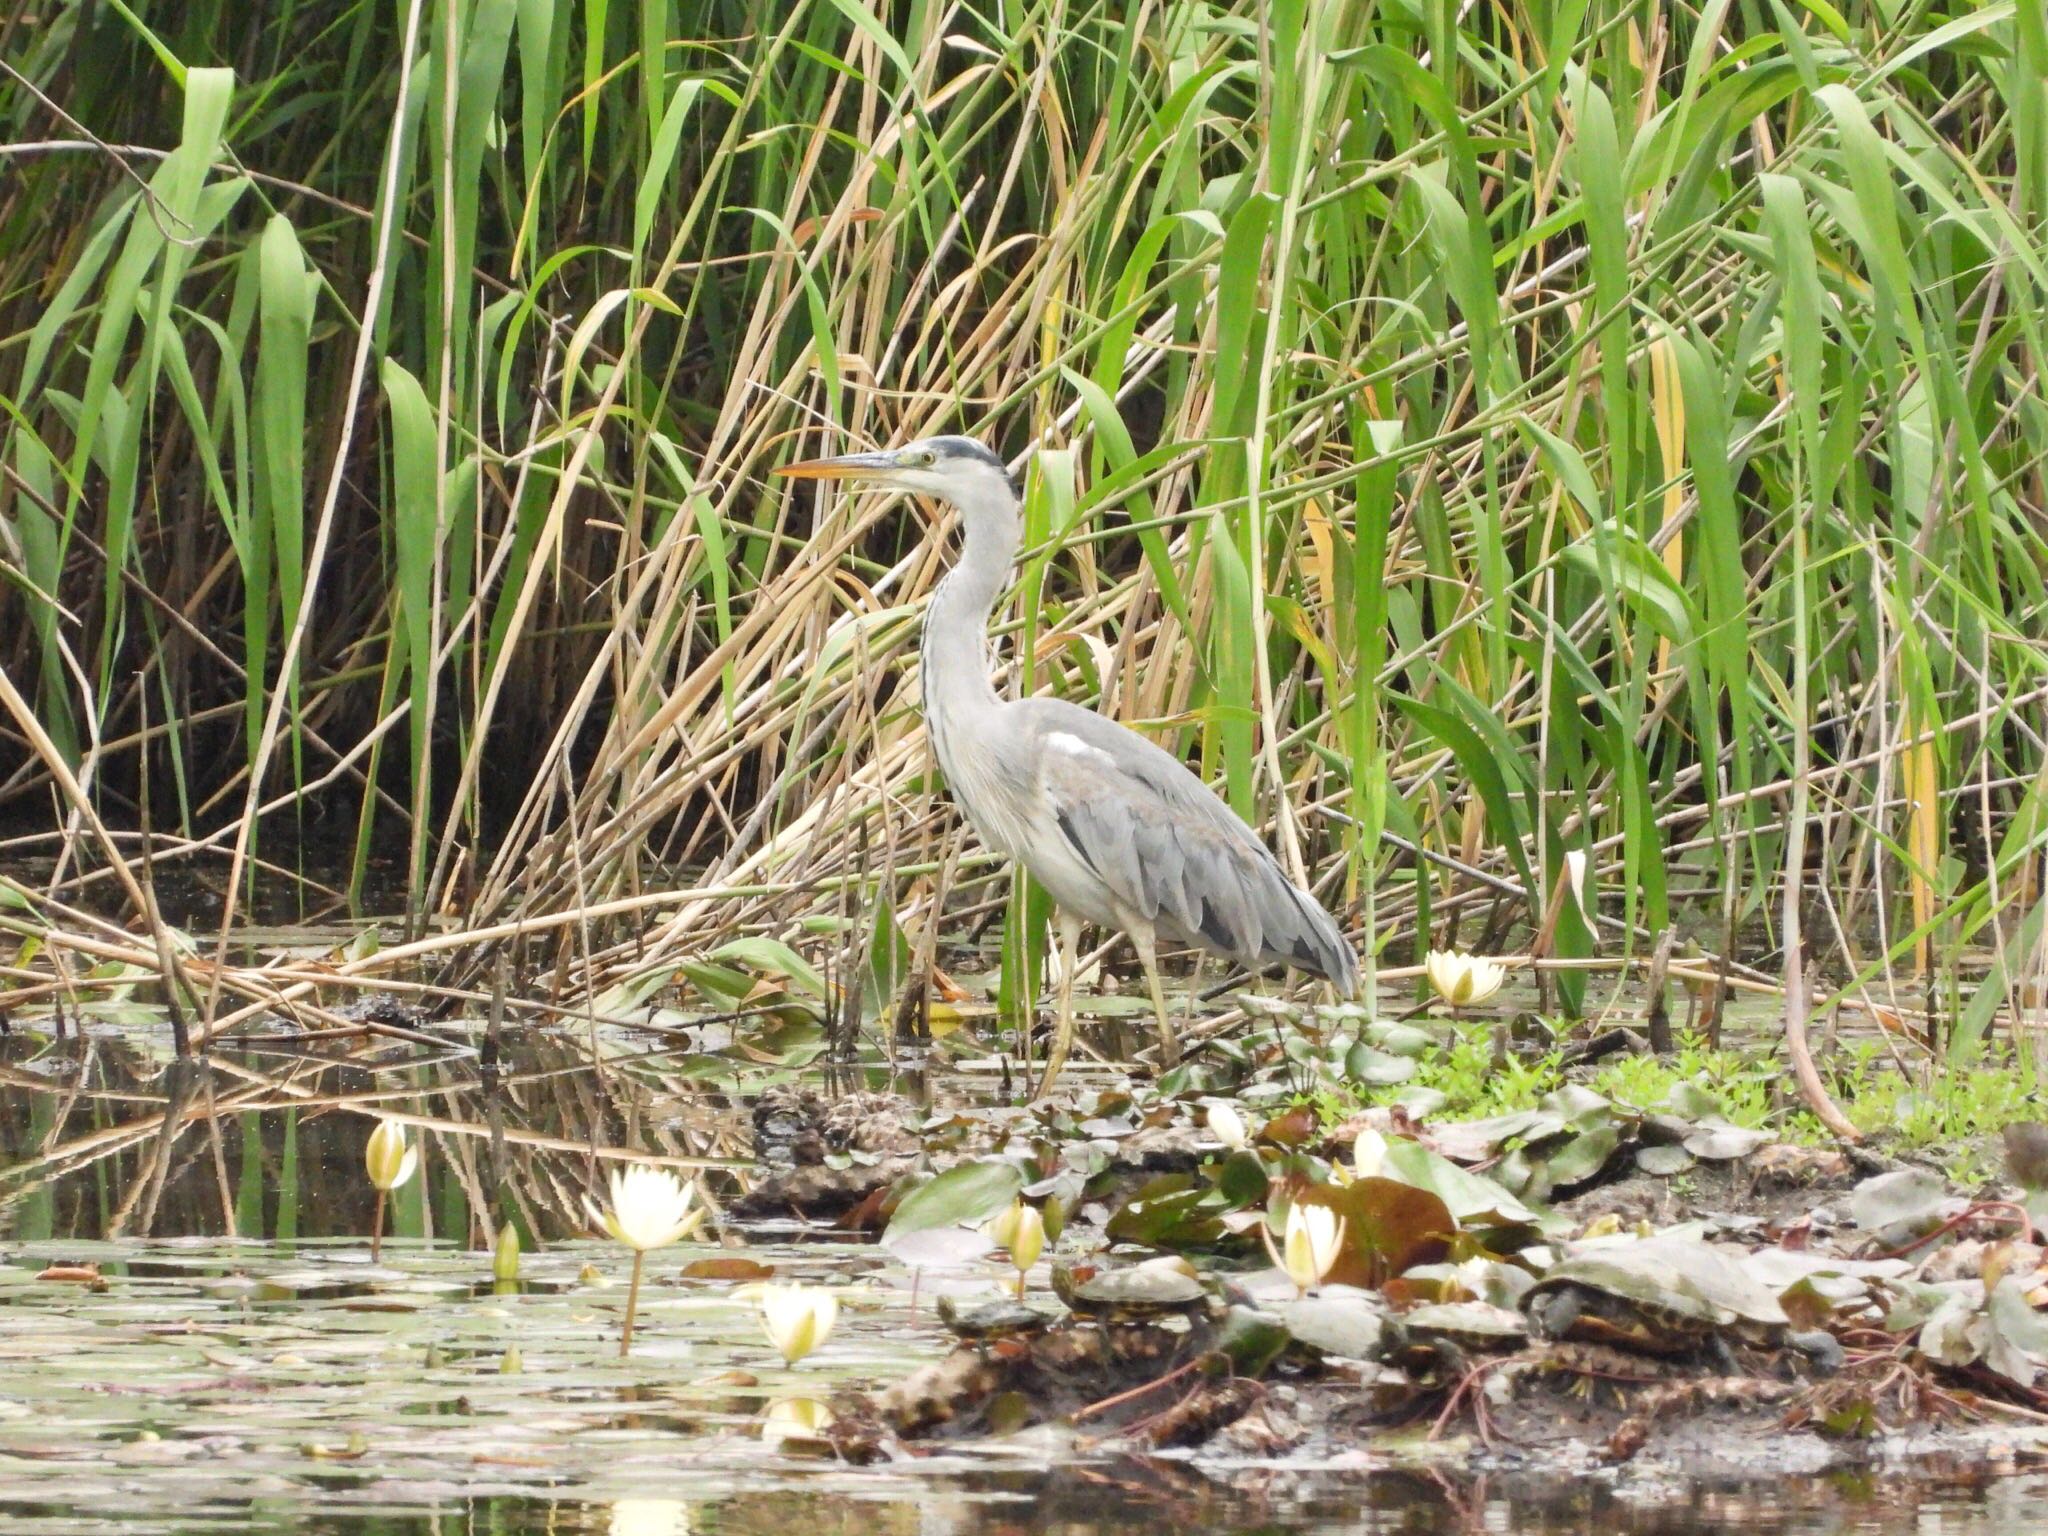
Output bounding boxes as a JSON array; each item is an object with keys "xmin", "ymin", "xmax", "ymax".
[{"xmin": 1023, "ymin": 701, "xmax": 1356, "ymax": 991}]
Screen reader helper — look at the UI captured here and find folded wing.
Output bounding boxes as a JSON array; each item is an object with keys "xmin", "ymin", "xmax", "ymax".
[{"xmin": 1021, "ymin": 700, "xmax": 1357, "ymax": 992}]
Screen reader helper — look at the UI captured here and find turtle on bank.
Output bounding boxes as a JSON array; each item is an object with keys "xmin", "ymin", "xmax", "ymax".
[
  {"xmin": 1052, "ymin": 1258, "xmax": 1214, "ymax": 1322},
  {"xmin": 1399, "ymin": 1301, "xmax": 1528, "ymax": 1351},
  {"xmin": 1386, "ymin": 1300, "xmax": 1528, "ymax": 1377},
  {"xmin": 1523, "ymin": 1238, "xmax": 1788, "ymax": 1356},
  {"xmin": 934, "ymin": 1294, "xmax": 1057, "ymax": 1340}
]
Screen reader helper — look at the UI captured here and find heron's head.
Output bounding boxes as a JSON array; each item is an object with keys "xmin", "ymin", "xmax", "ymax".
[{"xmin": 773, "ymin": 435, "xmax": 1017, "ymax": 507}]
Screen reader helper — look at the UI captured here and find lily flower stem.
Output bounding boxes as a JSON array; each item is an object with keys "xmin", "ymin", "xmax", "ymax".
[
  {"xmin": 621, "ymin": 1248, "xmax": 646, "ymax": 1359},
  {"xmin": 1015, "ymin": 1267, "xmax": 1025, "ymax": 1301},
  {"xmin": 372, "ymin": 1189, "xmax": 385, "ymax": 1264}
]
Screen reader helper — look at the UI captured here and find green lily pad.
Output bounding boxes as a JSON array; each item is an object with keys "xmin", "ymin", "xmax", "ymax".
[{"xmin": 882, "ymin": 1161, "xmax": 1025, "ymax": 1244}]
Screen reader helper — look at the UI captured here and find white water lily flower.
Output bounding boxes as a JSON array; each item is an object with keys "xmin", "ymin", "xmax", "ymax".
[
  {"xmin": 1424, "ymin": 949, "xmax": 1508, "ymax": 1008},
  {"xmin": 1008, "ymin": 1206, "xmax": 1047, "ymax": 1271},
  {"xmin": 587, "ymin": 1165, "xmax": 706, "ymax": 1359},
  {"xmin": 363, "ymin": 1118, "xmax": 419, "ymax": 1263},
  {"xmin": 1353, "ymin": 1127, "xmax": 1389, "ymax": 1180},
  {"xmin": 761, "ymin": 1284, "xmax": 839, "ymax": 1365},
  {"xmin": 586, "ymin": 1165, "xmax": 706, "ymax": 1252},
  {"xmin": 1206, "ymin": 1102, "xmax": 1249, "ymax": 1151},
  {"xmin": 1281, "ymin": 1202, "xmax": 1346, "ymax": 1293},
  {"xmin": 364, "ymin": 1119, "xmax": 418, "ymax": 1192}
]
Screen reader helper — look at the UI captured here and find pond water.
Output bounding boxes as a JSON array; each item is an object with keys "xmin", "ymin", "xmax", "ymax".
[{"xmin": 3, "ymin": 1031, "xmax": 2047, "ymax": 1534}]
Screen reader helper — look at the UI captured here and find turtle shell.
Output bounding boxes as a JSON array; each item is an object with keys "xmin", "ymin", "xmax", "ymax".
[
  {"xmin": 935, "ymin": 1295, "xmax": 1057, "ymax": 1339},
  {"xmin": 1525, "ymin": 1281, "xmax": 1714, "ymax": 1354},
  {"xmin": 1523, "ymin": 1237, "xmax": 1788, "ymax": 1354},
  {"xmin": 1054, "ymin": 1261, "xmax": 1210, "ymax": 1318},
  {"xmin": 1400, "ymin": 1300, "xmax": 1528, "ymax": 1351}
]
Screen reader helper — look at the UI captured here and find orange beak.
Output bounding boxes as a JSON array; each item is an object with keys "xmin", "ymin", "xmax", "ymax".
[{"xmin": 772, "ymin": 450, "xmax": 899, "ymax": 480}]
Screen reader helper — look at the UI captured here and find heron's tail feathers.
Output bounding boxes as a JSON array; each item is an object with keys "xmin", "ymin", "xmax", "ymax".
[{"xmin": 1258, "ymin": 876, "xmax": 1359, "ymax": 996}]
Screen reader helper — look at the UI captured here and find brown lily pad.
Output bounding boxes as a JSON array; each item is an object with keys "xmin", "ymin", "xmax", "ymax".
[{"xmin": 1297, "ymin": 1177, "xmax": 1455, "ymax": 1289}]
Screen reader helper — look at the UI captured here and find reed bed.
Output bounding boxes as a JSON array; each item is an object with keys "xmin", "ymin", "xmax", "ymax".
[{"xmin": 1, "ymin": 1, "xmax": 2045, "ymax": 1063}]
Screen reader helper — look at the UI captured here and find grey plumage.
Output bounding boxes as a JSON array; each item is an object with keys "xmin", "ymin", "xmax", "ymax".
[
  {"xmin": 776, "ymin": 433, "xmax": 1356, "ymax": 1092},
  {"xmin": 1016, "ymin": 700, "xmax": 1355, "ymax": 988}
]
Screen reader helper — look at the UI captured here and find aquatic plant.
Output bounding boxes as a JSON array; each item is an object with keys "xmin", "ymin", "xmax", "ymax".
[
  {"xmin": 1206, "ymin": 1103, "xmax": 1250, "ymax": 1152},
  {"xmin": 1273, "ymin": 1202, "xmax": 1346, "ymax": 1296},
  {"xmin": 363, "ymin": 1119, "xmax": 417, "ymax": 1263},
  {"xmin": 493, "ymin": 1221, "xmax": 522, "ymax": 1286},
  {"xmin": 1353, "ymin": 1128, "xmax": 1388, "ymax": 1181},
  {"xmin": 759, "ymin": 1284, "xmax": 838, "ymax": 1366},
  {"xmin": 1424, "ymin": 951, "xmax": 1508, "ymax": 1011},
  {"xmin": 760, "ymin": 1397, "xmax": 835, "ymax": 1447},
  {"xmin": 985, "ymin": 1201, "xmax": 1047, "ymax": 1298},
  {"xmin": 586, "ymin": 1166, "xmax": 705, "ymax": 1358},
  {"xmin": 2, "ymin": 1, "xmax": 2042, "ymax": 1111}
]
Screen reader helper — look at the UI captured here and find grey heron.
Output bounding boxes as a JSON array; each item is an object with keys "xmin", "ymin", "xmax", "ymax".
[{"xmin": 776, "ymin": 435, "xmax": 1357, "ymax": 1093}]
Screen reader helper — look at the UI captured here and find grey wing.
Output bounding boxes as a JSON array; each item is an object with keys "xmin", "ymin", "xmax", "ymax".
[{"xmin": 1019, "ymin": 701, "xmax": 1357, "ymax": 993}]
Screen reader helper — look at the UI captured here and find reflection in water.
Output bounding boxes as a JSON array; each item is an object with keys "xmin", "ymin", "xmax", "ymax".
[
  {"xmin": 0, "ymin": 1031, "xmax": 751, "ymax": 1246},
  {"xmin": 760, "ymin": 1396, "xmax": 835, "ymax": 1445},
  {"xmin": 3, "ymin": 1466, "xmax": 2025, "ymax": 1536},
  {"xmin": 611, "ymin": 1499, "xmax": 692, "ymax": 1536}
]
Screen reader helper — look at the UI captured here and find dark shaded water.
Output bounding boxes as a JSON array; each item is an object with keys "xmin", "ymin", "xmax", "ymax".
[{"xmin": 4, "ymin": 1032, "xmax": 2048, "ymax": 1534}]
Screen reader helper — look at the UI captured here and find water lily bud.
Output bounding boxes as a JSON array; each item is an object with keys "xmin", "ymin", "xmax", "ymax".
[
  {"xmin": 760, "ymin": 1284, "xmax": 838, "ymax": 1366},
  {"xmin": 985, "ymin": 1200, "xmax": 1043, "ymax": 1268},
  {"xmin": 1006, "ymin": 1205, "xmax": 1045, "ymax": 1272},
  {"xmin": 493, "ymin": 1221, "xmax": 521, "ymax": 1283},
  {"xmin": 1207, "ymin": 1102, "xmax": 1249, "ymax": 1151},
  {"xmin": 1280, "ymin": 1202, "xmax": 1345, "ymax": 1292},
  {"xmin": 586, "ymin": 1165, "xmax": 706, "ymax": 1252},
  {"xmin": 1353, "ymin": 1127, "xmax": 1388, "ymax": 1180},
  {"xmin": 1424, "ymin": 949, "xmax": 1507, "ymax": 1008},
  {"xmin": 364, "ymin": 1119, "xmax": 418, "ymax": 1192},
  {"xmin": 500, "ymin": 1343, "xmax": 523, "ymax": 1374},
  {"xmin": 985, "ymin": 1201, "xmax": 1024, "ymax": 1252}
]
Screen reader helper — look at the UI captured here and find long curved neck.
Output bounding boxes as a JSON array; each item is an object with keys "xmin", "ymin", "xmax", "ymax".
[{"xmin": 921, "ymin": 478, "xmax": 1019, "ymax": 739}]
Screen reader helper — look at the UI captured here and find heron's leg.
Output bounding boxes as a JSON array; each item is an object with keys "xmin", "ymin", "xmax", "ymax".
[
  {"xmin": 1034, "ymin": 910, "xmax": 1084, "ymax": 1098},
  {"xmin": 1133, "ymin": 928, "xmax": 1181, "ymax": 1068}
]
